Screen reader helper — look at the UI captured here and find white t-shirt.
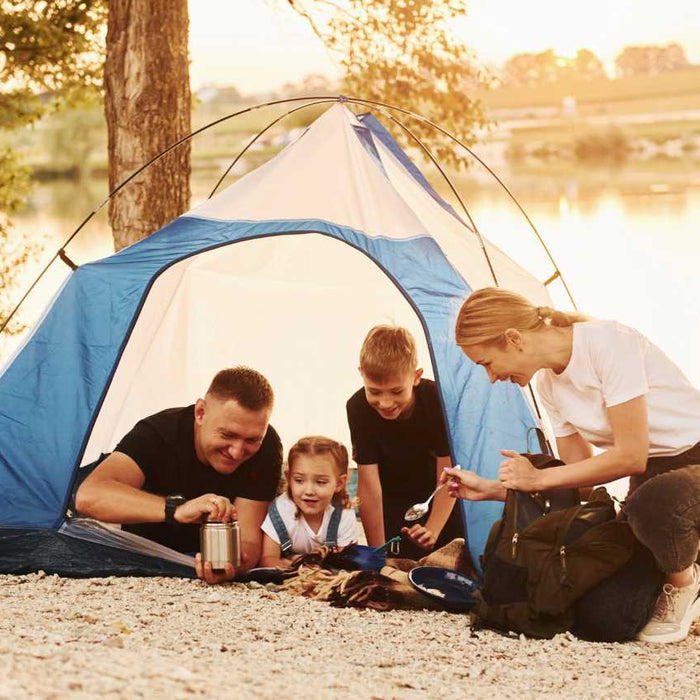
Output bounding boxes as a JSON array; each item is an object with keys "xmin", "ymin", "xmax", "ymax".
[
  {"xmin": 261, "ymin": 493, "xmax": 358, "ymax": 554},
  {"xmin": 537, "ymin": 320, "xmax": 700, "ymax": 456}
]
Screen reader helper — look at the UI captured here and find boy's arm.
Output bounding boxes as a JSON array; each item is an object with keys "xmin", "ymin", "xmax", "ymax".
[
  {"xmin": 425, "ymin": 455, "xmax": 456, "ymax": 537},
  {"xmin": 259, "ymin": 532, "xmax": 290, "ymax": 569},
  {"xmin": 402, "ymin": 455, "xmax": 456, "ymax": 550},
  {"xmin": 357, "ymin": 464, "xmax": 386, "ymax": 547}
]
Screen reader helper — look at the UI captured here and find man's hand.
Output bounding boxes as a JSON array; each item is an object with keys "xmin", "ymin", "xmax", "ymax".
[
  {"xmin": 175, "ymin": 494, "xmax": 237, "ymax": 524},
  {"xmin": 401, "ymin": 524, "xmax": 437, "ymax": 551},
  {"xmin": 195, "ymin": 551, "xmax": 249, "ymax": 585},
  {"xmin": 498, "ymin": 450, "xmax": 542, "ymax": 492}
]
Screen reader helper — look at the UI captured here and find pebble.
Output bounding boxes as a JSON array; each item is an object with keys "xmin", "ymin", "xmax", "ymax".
[{"xmin": 1, "ymin": 574, "xmax": 700, "ymax": 698}]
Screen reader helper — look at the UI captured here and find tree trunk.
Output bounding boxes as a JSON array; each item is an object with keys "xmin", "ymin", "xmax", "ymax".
[{"xmin": 104, "ymin": 0, "xmax": 191, "ymax": 251}]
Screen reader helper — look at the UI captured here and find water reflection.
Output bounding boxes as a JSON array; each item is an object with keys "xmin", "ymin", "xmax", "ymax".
[{"xmin": 4, "ymin": 165, "xmax": 700, "ymax": 390}]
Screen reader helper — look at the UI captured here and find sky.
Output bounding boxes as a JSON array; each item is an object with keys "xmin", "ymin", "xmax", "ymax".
[{"xmin": 188, "ymin": 0, "xmax": 700, "ymax": 93}]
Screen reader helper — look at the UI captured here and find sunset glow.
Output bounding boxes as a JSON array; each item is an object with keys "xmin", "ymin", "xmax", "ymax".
[{"xmin": 188, "ymin": 0, "xmax": 700, "ymax": 92}]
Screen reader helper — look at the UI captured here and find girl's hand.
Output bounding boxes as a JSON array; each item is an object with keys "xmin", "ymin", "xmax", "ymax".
[
  {"xmin": 443, "ymin": 467, "xmax": 491, "ymax": 501},
  {"xmin": 401, "ymin": 524, "xmax": 437, "ymax": 550},
  {"xmin": 498, "ymin": 450, "xmax": 542, "ymax": 491}
]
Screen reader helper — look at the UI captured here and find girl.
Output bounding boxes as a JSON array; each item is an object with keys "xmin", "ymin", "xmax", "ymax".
[
  {"xmin": 260, "ymin": 436, "xmax": 357, "ymax": 568},
  {"xmin": 445, "ymin": 287, "xmax": 700, "ymax": 644}
]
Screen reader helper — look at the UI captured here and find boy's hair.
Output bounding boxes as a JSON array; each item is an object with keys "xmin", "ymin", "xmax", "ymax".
[
  {"xmin": 285, "ymin": 436, "xmax": 354, "ymax": 512},
  {"xmin": 206, "ymin": 366, "xmax": 274, "ymax": 411},
  {"xmin": 359, "ymin": 325, "xmax": 418, "ymax": 382}
]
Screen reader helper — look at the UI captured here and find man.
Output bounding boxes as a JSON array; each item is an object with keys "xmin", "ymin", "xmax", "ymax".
[{"xmin": 76, "ymin": 366, "xmax": 282, "ymax": 584}]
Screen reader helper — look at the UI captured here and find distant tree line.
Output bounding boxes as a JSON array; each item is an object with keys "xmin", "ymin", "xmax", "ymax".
[
  {"xmin": 503, "ymin": 43, "xmax": 692, "ymax": 87},
  {"xmin": 615, "ymin": 43, "xmax": 689, "ymax": 78}
]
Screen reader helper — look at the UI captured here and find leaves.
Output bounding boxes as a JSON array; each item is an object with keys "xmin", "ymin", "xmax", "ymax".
[
  {"xmin": 288, "ymin": 0, "xmax": 491, "ymax": 169},
  {"xmin": 503, "ymin": 48, "xmax": 608, "ymax": 86},
  {"xmin": 0, "ymin": 1, "xmax": 106, "ymax": 335},
  {"xmin": 0, "ymin": 0, "xmax": 107, "ymax": 109}
]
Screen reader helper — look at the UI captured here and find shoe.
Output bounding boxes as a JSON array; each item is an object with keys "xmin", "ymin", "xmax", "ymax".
[{"xmin": 637, "ymin": 563, "xmax": 700, "ymax": 643}]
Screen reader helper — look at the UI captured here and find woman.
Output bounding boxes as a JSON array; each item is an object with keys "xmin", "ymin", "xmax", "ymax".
[{"xmin": 446, "ymin": 287, "xmax": 700, "ymax": 644}]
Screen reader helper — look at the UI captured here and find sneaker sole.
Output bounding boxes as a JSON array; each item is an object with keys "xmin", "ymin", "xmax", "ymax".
[{"xmin": 637, "ymin": 594, "xmax": 700, "ymax": 644}]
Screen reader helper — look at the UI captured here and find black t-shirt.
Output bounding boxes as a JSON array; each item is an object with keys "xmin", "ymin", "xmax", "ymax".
[
  {"xmin": 116, "ymin": 405, "xmax": 283, "ymax": 553},
  {"xmin": 346, "ymin": 379, "xmax": 462, "ymax": 556}
]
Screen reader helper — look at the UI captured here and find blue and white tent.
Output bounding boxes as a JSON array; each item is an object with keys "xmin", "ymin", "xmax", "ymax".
[{"xmin": 0, "ymin": 103, "xmax": 550, "ymax": 576}]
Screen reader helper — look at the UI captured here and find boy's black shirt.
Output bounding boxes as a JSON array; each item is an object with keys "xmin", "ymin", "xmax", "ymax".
[
  {"xmin": 346, "ymin": 378, "xmax": 463, "ymax": 555},
  {"xmin": 114, "ymin": 405, "xmax": 283, "ymax": 553}
]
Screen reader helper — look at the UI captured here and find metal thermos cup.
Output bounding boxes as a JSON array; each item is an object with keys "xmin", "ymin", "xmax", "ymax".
[{"xmin": 200, "ymin": 522, "xmax": 241, "ymax": 569}]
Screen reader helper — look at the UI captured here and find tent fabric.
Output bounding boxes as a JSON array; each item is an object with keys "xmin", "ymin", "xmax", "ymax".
[
  {"xmin": 0, "ymin": 103, "xmax": 549, "ymax": 576},
  {"xmin": 0, "ymin": 528, "xmax": 195, "ymax": 578}
]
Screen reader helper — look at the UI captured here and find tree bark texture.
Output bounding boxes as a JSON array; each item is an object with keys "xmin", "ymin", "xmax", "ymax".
[{"xmin": 104, "ymin": 0, "xmax": 191, "ymax": 251}]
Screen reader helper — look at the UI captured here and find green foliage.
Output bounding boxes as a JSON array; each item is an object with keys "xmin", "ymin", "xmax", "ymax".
[
  {"xmin": 0, "ymin": 0, "xmax": 107, "ymax": 334},
  {"xmin": 0, "ymin": 0, "xmax": 106, "ymax": 115},
  {"xmin": 287, "ymin": 0, "xmax": 490, "ymax": 169},
  {"xmin": 615, "ymin": 43, "xmax": 689, "ymax": 78},
  {"xmin": 573, "ymin": 129, "xmax": 630, "ymax": 164},
  {"xmin": 503, "ymin": 48, "xmax": 607, "ymax": 87},
  {"xmin": 0, "ymin": 146, "xmax": 30, "ymax": 212},
  {"xmin": 0, "ymin": 147, "xmax": 35, "ymax": 334},
  {"xmin": 41, "ymin": 98, "xmax": 107, "ymax": 177}
]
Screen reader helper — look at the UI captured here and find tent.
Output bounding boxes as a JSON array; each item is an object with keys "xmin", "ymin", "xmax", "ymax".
[{"xmin": 0, "ymin": 102, "xmax": 551, "ymax": 577}]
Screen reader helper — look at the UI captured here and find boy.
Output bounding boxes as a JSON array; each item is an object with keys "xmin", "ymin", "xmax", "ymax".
[{"xmin": 346, "ymin": 325, "xmax": 462, "ymax": 559}]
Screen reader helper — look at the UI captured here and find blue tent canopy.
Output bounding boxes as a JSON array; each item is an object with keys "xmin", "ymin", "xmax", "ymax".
[{"xmin": 0, "ymin": 104, "xmax": 548, "ymax": 576}]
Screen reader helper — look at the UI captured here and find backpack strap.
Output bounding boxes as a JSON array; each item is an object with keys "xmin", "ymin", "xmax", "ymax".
[
  {"xmin": 324, "ymin": 507, "xmax": 343, "ymax": 547},
  {"xmin": 268, "ymin": 501, "xmax": 293, "ymax": 555}
]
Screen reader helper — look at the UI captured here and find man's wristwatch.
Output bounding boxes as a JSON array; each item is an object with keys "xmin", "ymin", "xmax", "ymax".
[{"xmin": 164, "ymin": 494, "xmax": 186, "ymax": 523}]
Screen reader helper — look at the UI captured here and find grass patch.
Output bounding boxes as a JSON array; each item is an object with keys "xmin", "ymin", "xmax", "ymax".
[{"xmin": 480, "ymin": 68, "xmax": 700, "ymax": 112}]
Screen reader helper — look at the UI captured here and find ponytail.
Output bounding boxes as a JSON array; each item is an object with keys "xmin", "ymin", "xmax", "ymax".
[{"xmin": 455, "ymin": 288, "xmax": 588, "ymax": 347}]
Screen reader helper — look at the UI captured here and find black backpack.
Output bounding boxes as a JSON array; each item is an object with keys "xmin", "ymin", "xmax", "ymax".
[{"xmin": 472, "ymin": 454, "xmax": 636, "ymax": 638}]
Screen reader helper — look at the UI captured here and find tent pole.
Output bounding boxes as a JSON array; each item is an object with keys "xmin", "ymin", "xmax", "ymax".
[
  {"xmin": 0, "ymin": 96, "xmax": 342, "ymax": 336},
  {"xmin": 339, "ymin": 97, "xmax": 577, "ymax": 310},
  {"xmin": 349, "ymin": 102, "xmax": 499, "ymax": 287},
  {"xmin": 2, "ymin": 94, "xmax": 575, "ymax": 337},
  {"xmin": 208, "ymin": 99, "xmax": 337, "ymax": 199}
]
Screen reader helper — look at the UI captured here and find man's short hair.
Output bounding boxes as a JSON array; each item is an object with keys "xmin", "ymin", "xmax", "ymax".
[
  {"xmin": 206, "ymin": 367, "xmax": 274, "ymax": 411},
  {"xmin": 359, "ymin": 325, "xmax": 418, "ymax": 381}
]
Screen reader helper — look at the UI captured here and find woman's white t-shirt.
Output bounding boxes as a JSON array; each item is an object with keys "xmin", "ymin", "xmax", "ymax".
[
  {"xmin": 537, "ymin": 320, "xmax": 700, "ymax": 456},
  {"xmin": 261, "ymin": 493, "xmax": 358, "ymax": 554}
]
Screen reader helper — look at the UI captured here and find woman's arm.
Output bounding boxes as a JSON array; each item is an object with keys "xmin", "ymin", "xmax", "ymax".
[
  {"xmin": 556, "ymin": 432, "xmax": 595, "ymax": 499},
  {"xmin": 556, "ymin": 432, "xmax": 594, "ymax": 464},
  {"xmin": 499, "ymin": 396, "xmax": 649, "ymax": 491}
]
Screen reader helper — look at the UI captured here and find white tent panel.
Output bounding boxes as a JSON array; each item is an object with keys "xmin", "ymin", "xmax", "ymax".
[
  {"xmin": 190, "ymin": 105, "xmax": 429, "ymax": 241},
  {"xmin": 83, "ymin": 234, "xmax": 435, "ymax": 465},
  {"xmin": 371, "ymin": 135, "xmax": 551, "ymax": 306},
  {"xmin": 190, "ymin": 103, "xmax": 548, "ymax": 305}
]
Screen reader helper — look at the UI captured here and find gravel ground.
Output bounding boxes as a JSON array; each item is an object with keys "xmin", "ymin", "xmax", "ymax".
[{"xmin": 1, "ymin": 573, "xmax": 699, "ymax": 699}]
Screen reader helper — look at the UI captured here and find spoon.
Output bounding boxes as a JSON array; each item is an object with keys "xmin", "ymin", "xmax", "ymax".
[
  {"xmin": 404, "ymin": 464, "xmax": 463, "ymax": 522},
  {"xmin": 404, "ymin": 483, "xmax": 446, "ymax": 522}
]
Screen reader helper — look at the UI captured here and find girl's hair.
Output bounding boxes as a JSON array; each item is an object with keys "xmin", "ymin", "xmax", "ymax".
[
  {"xmin": 455, "ymin": 287, "xmax": 589, "ymax": 347},
  {"xmin": 286, "ymin": 436, "xmax": 354, "ymax": 511}
]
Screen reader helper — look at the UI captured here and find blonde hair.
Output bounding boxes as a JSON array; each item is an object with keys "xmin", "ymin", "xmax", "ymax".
[
  {"xmin": 359, "ymin": 325, "xmax": 417, "ymax": 382},
  {"xmin": 286, "ymin": 436, "xmax": 354, "ymax": 511},
  {"xmin": 455, "ymin": 288, "xmax": 589, "ymax": 347}
]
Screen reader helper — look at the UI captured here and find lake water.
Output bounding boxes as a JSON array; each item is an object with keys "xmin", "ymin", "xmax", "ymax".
[{"xmin": 4, "ymin": 162, "xmax": 700, "ymax": 394}]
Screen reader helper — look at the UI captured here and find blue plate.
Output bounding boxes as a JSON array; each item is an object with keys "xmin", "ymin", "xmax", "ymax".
[{"xmin": 408, "ymin": 566, "xmax": 479, "ymax": 609}]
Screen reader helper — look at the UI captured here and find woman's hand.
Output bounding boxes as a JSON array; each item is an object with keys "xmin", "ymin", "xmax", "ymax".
[
  {"xmin": 497, "ymin": 450, "xmax": 542, "ymax": 491},
  {"xmin": 443, "ymin": 467, "xmax": 496, "ymax": 501}
]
